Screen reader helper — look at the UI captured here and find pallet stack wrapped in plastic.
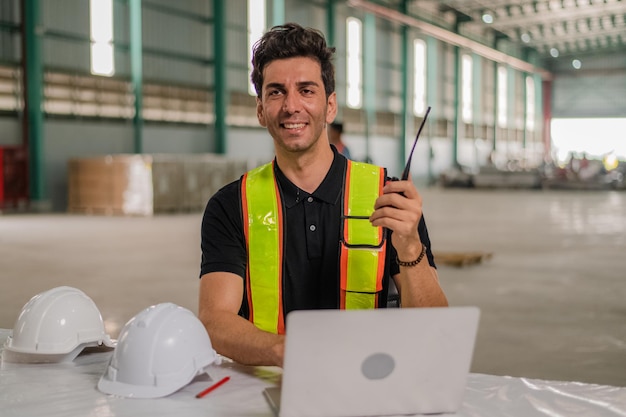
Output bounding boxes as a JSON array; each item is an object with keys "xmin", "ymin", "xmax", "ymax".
[
  {"xmin": 181, "ymin": 154, "xmax": 228, "ymax": 212},
  {"xmin": 151, "ymin": 154, "xmax": 185, "ymax": 213}
]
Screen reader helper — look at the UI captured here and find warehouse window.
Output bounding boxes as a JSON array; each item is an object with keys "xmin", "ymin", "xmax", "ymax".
[
  {"xmin": 525, "ymin": 75, "xmax": 535, "ymax": 132},
  {"xmin": 461, "ymin": 53, "xmax": 473, "ymax": 123},
  {"xmin": 248, "ymin": 0, "xmax": 266, "ymax": 96},
  {"xmin": 90, "ymin": 0, "xmax": 114, "ymax": 76},
  {"xmin": 497, "ymin": 65, "xmax": 507, "ymax": 128},
  {"xmin": 413, "ymin": 39, "xmax": 426, "ymax": 116},
  {"xmin": 346, "ymin": 17, "xmax": 362, "ymax": 109}
]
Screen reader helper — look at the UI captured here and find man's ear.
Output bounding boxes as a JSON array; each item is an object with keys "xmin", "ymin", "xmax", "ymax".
[
  {"xmin": 256, "ymin": 97, "xmax": 267, "ymax": 127},
  {"xmin": 325, "ymin": 92, "xmax": 338, "ymax": 124}
]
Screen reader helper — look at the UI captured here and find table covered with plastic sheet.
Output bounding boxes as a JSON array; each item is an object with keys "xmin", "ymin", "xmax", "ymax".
[{"xmin": 1, "ymin": 329, "xmax": 625, "ymax": 417}]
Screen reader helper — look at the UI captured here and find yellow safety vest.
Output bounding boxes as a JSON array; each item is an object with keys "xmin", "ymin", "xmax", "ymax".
[{"xmin": 241, "ymin": 160, "xmax": 386, "ymax": 334}]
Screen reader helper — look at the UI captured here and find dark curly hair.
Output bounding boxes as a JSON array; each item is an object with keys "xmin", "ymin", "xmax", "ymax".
[{"xmin": 250, "ymin": 23, "xmax": 336, "ymax": 99}]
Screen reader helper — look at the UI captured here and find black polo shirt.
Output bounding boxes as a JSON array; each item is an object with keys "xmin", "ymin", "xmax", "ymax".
[{"xmin": 200, "ymin": 146, "xmax": 435, "ymax": 319}]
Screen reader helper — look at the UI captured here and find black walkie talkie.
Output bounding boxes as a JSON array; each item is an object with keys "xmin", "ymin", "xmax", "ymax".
[{"xmin": 391, "ymin": 106, "xmax": 431, "ymax": 183}]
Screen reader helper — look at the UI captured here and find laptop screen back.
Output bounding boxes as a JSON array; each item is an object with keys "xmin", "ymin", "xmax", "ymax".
[{"xmin": 274, "ymin": 306, "xmax": 480, "ymax": 417}]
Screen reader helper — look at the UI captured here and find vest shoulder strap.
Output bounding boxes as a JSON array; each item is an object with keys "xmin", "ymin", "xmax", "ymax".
[{"xmin": 241, "ymin": 162, "xmax": 284, "ymax": 334}]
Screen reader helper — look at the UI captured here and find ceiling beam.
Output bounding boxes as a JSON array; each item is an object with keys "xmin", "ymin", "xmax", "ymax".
[{"xmin": 348, "ymin": 0, "xmax": 553, "ymax": 79}]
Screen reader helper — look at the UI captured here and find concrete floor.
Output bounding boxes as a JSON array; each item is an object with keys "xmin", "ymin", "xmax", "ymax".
[{"xmin": 1, "ymin": 188, "xmax": 625, "ymax": 387}]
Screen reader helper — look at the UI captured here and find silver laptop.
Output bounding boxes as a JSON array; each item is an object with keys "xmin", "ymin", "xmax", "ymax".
[{"xmin": 264, "ymin": 306, "xmax": 480, "ymax": 417}]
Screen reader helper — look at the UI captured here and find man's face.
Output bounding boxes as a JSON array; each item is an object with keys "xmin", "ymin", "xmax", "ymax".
[{"xmin": 256, "ymin": 56, "xmax": 337, "ymax": 154}]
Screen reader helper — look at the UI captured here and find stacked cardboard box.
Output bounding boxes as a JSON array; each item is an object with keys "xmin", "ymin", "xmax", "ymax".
[
  {"xmin": 67, "ymin": 154, "xmax": 250, "ymax": 215},
  {"xmin": 68, "ymin": 155, "xmax": 153, "ymax": 215}
]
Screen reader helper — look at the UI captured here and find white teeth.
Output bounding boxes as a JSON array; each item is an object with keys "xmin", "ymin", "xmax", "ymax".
[{"xmin": 284, "ymin": 123, "xmax": 305, "ymax": 129}]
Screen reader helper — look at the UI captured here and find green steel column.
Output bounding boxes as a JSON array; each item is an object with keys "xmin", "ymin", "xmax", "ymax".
[
  {"xmin": 507, "ymin": 66, "xmax": 515, "ymax": 158},
  {"xmin": 213, "ymin": 0, "xmax": 226, "ymax": 154},
  {"xmin": 491, "ymin": 35, "xmax": 505, "ymax": 153},
  {"xmin": 452, "ymin": 44, "xmax": 460, "ymax": 166},
  {"xmin": 522, "ymin": 71, "xmax": 528, "ymax": 149},
  {"xmin": 272, "ymin": 0, "xmax": 285, "ymax": 26},
  {"xmin": 472, "ymin": 53, "xmax": 481, "ymax": 125},
  {"xmin": 541, "ymin": 78, "xmax": 551, "ymax": 158},
  {"xmin": 326, "ymin": 0, "xmax": 335, "ymax": 47},
  {"xmin": 521, "ymin": 48, "xmax": 530, "ymax": 149},
  {"xmin": 363, "ymin": 13, "xmax": 376, "ymax": 163},
  {"xmin": 492, "ymin": 59, "xmax": 498, "ymax": 152},
  {"xmin": 399, "ymin": 0, "xmax": 408, "ymax": 171},
  {"xmin": 23, "ymin": 0, "xmax": 45, "ymax": 203},
  {"xmin": 130, "ymin": 0, "xmax": 143, "ymax": 153},
  {"xmin": 472, "ymin": 53, "xmax": 481, "ymax": 167},
  {"xmin": 508, "ymin": 66, "xmax": 515, "ymax": 125},
  {"xmin": 535, "ymin": 73, "xmax": 543, "ymax": 155},
  {"xmin": 451, "ymin": 16, "xmax": 467, "ymax": 166}
]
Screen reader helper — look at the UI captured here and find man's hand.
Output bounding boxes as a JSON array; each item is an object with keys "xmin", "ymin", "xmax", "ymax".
[
  {"xmin": 369, "ymin": 178, "xmax": 423, "ymax": 261},
  {"xmin": 369, "ymin": 178, "xmax": 448, "ymax": 308}
]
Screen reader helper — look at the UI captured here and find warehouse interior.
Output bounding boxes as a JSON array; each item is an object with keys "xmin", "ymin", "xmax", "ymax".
[{"xmin": 1, "ymin": 0, "xmax": 625, "ymax": 397}]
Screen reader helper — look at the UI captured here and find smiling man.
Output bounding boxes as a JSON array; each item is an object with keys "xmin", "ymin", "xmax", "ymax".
[{"xmin": 198, "ymin": 23, "xmax": 447, "ymax": 368}]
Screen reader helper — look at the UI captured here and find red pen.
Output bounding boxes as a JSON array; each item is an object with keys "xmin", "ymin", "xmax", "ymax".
[{"xmin": 195, "ymin": 376, "xmax": 230, "ymax": 399}]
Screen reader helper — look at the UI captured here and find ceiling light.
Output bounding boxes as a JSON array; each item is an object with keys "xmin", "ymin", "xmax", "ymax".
[
  {"xmin": 482, "ymin": 13, "xmax": 493, "ymax": 24},
  {"xmin": 572, "ymin": 59, "xmax": 582, "ymax": 69},
  {"xmin": 550, "ymin": 48, "xmax": 559, "ymax": 57}
]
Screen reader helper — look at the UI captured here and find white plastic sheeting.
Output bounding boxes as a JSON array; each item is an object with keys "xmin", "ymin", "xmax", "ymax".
[{"xmin": 1, "ymin": 330, "xmax": 625, "ymax": 417}]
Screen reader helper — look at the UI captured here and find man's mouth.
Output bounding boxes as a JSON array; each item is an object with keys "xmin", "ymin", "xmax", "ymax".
[{"xmin": 282, "ymin": 123, "xmax": 306, "ymax": 129}]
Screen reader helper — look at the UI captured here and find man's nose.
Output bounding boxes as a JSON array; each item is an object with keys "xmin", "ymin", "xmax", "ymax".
[{"xmin": 282, "ymin": 92, "xmax": 301, "ymax": 114}]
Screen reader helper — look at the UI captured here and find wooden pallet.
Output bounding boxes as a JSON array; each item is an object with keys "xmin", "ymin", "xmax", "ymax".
[{"xmin": 434, "ymin": 251, "xmax": 493, "ymax": 267}]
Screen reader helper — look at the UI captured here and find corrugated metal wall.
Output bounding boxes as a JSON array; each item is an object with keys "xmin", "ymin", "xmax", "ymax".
[{"xmin": 551, "ymin": 53, "xmax": 626, "ymax": 118}]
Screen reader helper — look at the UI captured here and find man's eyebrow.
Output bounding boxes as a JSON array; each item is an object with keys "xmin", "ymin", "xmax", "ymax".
[
  {"xmin": 265, "ymin": 82, "xmax": 285, "ymax": 90},
  {"xmin": 264, "ymin": 80, "xmax": 320, "ymax": 90},
  {"xmin": 296, "ymin": 80, "xmax": 320, "ymax": 88}
]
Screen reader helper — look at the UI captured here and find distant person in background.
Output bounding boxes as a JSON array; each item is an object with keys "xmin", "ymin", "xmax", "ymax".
[{"xmin": 328, "ymin": 122, "xmax": 351, "ymax": 159}]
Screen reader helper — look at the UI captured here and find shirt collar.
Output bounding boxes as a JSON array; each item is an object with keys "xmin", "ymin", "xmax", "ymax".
[{"xmin": 274, "ymin": 146, "xmax": 346, "ymax": 209}]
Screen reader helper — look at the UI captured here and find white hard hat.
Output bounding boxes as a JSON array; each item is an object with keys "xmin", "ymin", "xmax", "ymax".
[
  {"xmin": 2, "ymin": 286, "xmax": 115, "ymax": 363},
  {"xmin": 97, "ymin": 302, "xmax": 220, "ymax": 398}
]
